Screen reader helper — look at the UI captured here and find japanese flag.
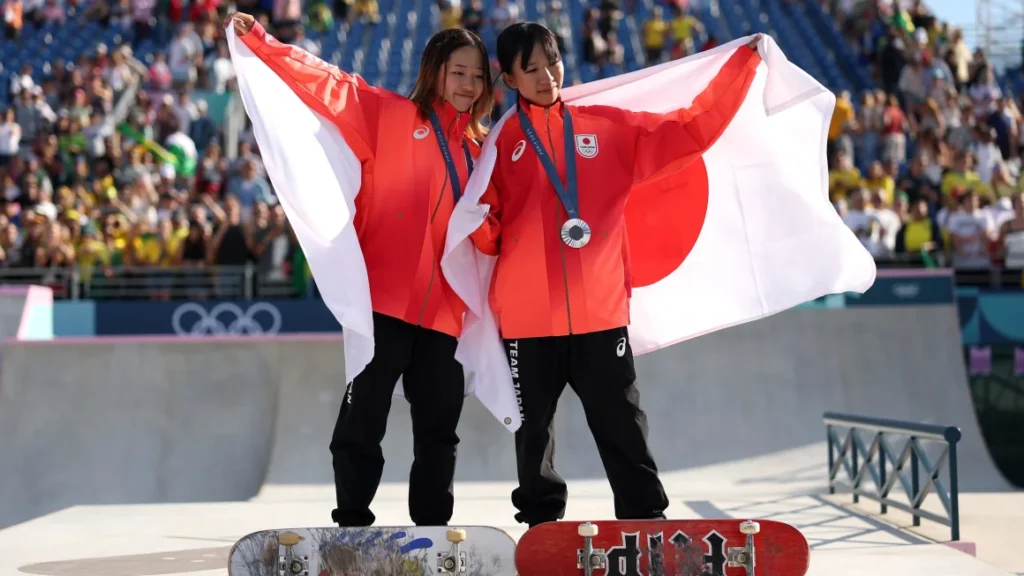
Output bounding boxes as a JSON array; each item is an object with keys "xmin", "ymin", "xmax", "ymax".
[{"xmin": 441, "ymin": 35, "xmax": 876, "ymax": 430}]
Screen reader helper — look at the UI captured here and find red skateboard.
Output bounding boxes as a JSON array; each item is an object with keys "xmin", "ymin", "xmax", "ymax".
[{"xmin": 515, "ymin": 519, "xmax": 809, "ymax": 575}]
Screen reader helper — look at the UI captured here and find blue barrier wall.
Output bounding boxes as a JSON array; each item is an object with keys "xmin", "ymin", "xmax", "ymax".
[
  {"xmin": 46, "ymin": 269, "xmax": 1024, "ymax": 345},
  {"xmin": 958, "ymin": 290, "xmax": 1024, "ymax": 346},
  {"xmin": 89, "ymin": 299, "xmax": 341, "ymax": 336}
]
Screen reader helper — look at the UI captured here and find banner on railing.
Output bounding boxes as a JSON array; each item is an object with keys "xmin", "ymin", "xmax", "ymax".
[
  {"xmin": 958, "ymin": 290, "xmax": 1024, "ymax": 345},
  {"xmin": 801, "ymin": 269, "xmax": 956, "ymax": 308},
  {"xmin": 64, "ymin": 268, "xmax": 1012, "ymax": 338},
  {"xmin": 846, "ymin": 269, "xmax": 956, "ymax": 306},
  {"xmin": 93, "ymin": 300, "xmax": 341, "ymax": 336}
]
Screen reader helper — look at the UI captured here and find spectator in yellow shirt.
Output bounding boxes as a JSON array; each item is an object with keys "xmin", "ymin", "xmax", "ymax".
[
  {"xmin": 829, "ymin": 150, "xmax": 863, "ymax": 202},
  {"xmin": 895, "ymin": 198, "xmax": 944, "ymax": 255},
  {"xmin": 643, "ymin": 7, "xmax": 669, "ymax": 65},
  {"xmin": 669, "ymin": 5, "xmax": 702, "ymax": 59},
  {"xmin": 75, "ymin": 224, "xmax": 111, "ymax": 286},
  {"xmin": 863, "ymin": 160, "xmax": 896, "ymax": 205},
  {"xmin": 131, "ymin": 221, "xmax": 163, "ymax": 265},
  {"xmin": 161, "ymin": 217, "xmax": 189, "ymax": 266},
  {"xmin": 353, "ymin": 0, "xmax": 380, "ymax": 24},
  {"xmin": 828, "ymin": 90, "xmax": 857, "ymax": 165},
  {"xmin": 129, "ymin": 219, "xmax": 168, "ymax": 299},
  {"xmin": 101, "ymin": 213, "xmax": 130, "ymax": 267},
  {"xmin": 439, "ymin": 0, "xmax": 461, "ymax": 30},
  {"xmin": 941, "ymin": 152, "xmax": 982, "ymax": 197}
]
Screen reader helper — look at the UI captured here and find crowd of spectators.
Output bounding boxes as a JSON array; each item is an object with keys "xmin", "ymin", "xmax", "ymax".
[
  {"xmin": 0, "ymin": 0, "xmax": 314, "ymax": 298},
  {"xmin": 2, "ymin": 0, "xmax": 1023, "ymax": 300},
  {"xmin": 822, "ymin": 0, "xmax": 1024, "ymax": 284}
]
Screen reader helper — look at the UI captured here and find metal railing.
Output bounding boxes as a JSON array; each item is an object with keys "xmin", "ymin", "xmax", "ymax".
[
  {"xmin": 0, "ymin": 265, "xmax": 304, "ymax": 301},
  {"xmin": 824, "ymin": 411, "xmax": 962, "ymax": 541}
]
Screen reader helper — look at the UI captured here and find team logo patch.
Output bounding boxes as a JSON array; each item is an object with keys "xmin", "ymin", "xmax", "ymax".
[
  {"xmin": 413, "ymin": 126, "xmax": 430, "ymax": 140},
  {"xmin": 512, "ymin": 140, "xmax": 527, "ymax": 162},
  {"xmin": 575, "ymin": 134, "xmax": 598, "ymax": 158}
]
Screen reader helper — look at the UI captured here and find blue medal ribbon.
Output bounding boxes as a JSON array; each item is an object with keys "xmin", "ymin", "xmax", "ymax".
[
  {"xmin": 517, "ymin": 103, "xmax": 579, "ymax": 220},
  {"xmin": 428, "ymin": 109, "xmax": 474, "ymax": 201},
  {"xmin": 517, "ymin": 101, "xmax": 591, "ymax": 248}
]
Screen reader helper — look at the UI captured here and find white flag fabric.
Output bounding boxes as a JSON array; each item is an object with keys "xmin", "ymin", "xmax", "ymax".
[
  {"xmin": 227, "ymin": 26, "xmax": 375, "ymax": 383},
  {"xmin": 226, "ymin": 27, "xmax": 522, "ymax": 431},
  {"xmin": 442, "ymin": 35, "xmax": 877, "ymax": 426}
]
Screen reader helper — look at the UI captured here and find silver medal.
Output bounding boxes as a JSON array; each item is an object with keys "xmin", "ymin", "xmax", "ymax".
[{"xmin": 560, "ymin": 218, "xmax": 591, "ymax": 249}]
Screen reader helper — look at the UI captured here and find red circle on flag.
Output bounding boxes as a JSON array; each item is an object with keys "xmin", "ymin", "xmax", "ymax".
[
  {"xmin": 582, "ymin": 137, "xmax": 591, "ymax": 145},
  {"xmin": 624, "ymin": 158, "xmax": 710, "ymax": 288}
]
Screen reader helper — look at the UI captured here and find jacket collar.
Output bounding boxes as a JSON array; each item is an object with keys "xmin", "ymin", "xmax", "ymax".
[
  {"xmin": 516, "ymin": 93, "xmax": 566, "ymax": 125},
  {"xmin": 431, "ymin": 99, "xmax": 472, "ymax": 141}
]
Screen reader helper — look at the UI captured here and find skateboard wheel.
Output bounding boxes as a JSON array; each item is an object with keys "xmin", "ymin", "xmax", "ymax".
[
  {"xmin": 578, "ymin": 523, "xmax": 599, "ymax": 537},
  {"xmin": 446, "ymin": 528, "xmax": 467, "ymax": 543},
  {"xmin": 279, "ymin": 533, "xmax": 302, "ymax": 547},
  {"xmin": 739, "ymin": 520, "xmax": 760, "ymax": 535}
]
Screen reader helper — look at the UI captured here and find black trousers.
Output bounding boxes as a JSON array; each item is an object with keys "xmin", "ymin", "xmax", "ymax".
[
  {"xmin": 504, "ymin": 326, "xmax": 669, "ymax": 526},
  {"xmin": 330, "ymin": 312, "xmax": 465, "ymax": 526}
]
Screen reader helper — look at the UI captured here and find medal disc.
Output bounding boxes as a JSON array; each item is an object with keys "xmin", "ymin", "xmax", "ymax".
[{"xmin": 560, "ymin": 218, "xmax": 591, "ymax": 248}]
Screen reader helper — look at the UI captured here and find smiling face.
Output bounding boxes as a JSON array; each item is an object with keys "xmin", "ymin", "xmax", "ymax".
[
  {"xmin": 438, "ymin": 46, "xmax": 486, "ymax": 113},
  {"xmin": 408, "ymin": 28, "xmax": 494, "ymax": 137},
  {"xmin": 504, "ymin": 42, "xmax": 564, "ymax": 107},
  {"xmin": 497, "ymin": 22, "xmax": 564, "ymax": 108}
]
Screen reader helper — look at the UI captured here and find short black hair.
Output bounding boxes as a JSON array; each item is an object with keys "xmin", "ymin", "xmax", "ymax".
[{"xmin": 496, "ymin": 22, "xmax": 561, "ymax": 76}]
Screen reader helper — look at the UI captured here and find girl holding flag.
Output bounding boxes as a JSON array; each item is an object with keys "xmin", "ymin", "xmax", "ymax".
[
  {"xmin": 226, "ymin": 13, "xmax": 494, "ymax": 527},
  {"xmin": 466, "ymin": 22, "xmax": 762, "ymax": 527}
]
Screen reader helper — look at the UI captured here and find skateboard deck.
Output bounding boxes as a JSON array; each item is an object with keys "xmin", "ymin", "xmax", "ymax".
[
  {"xmin": 515, "ymin": 519, "xmax": 809, "ymax": 575},
  {"xmin": 228, "ymin": 525, "xmax": 517, "ymax": 576}
]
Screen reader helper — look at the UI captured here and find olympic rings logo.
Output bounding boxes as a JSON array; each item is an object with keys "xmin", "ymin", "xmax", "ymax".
[{"xmin": 170, "ymin": 302, "xmax": 284, "ymax": 336}]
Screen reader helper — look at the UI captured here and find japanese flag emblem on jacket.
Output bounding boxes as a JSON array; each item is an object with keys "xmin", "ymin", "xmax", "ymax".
[{"xmin": 575, "ymin": 134, "xmax": 599, "ymax": 158}]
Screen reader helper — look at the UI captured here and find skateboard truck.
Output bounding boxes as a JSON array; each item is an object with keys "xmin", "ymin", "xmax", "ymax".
[
  {"xmin": 436, "ymin": 528, "xmax": 467, "ymax": 574},
  {"xmin": 276, "ymin": 532, "xmax": 309, "ymax": 576},
  {"xmin": 726, "ymin": 520, "xmax": 759, "ymax": 575},
  {"xmin": 575, "ymin": 522, "xmax": 606, "ymax": 576}
]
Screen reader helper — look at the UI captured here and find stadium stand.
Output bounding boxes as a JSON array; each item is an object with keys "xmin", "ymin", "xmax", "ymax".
[{"xmin": 1, "ymin": 0, "xmax": 1023, "ymax": 301}]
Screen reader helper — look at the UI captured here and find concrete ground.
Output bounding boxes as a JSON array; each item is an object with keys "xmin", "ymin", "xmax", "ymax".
[{"xmin": 1, "ymin": 304, "xmax": 1021, "ymax": 574}]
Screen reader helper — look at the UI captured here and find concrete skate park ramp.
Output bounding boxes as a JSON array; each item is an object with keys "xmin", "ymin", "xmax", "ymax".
[
  {"xmin": 260, "ymin": 304, "xmax": 1012, "ymax": 493},
  {"xmin": 0, "ymin": 286, "xmax": 52, "ymax": 342},
  {"xmin": 0, "ymin": 289, "xmax": 27, "ymax": 343},
  {"xmin": 0, "ymin": 339, "xmax": 282, "ymax": 529},
  {"xmin": 0, "ymin": 302, "xmax": 1013, "ymax": 530}
]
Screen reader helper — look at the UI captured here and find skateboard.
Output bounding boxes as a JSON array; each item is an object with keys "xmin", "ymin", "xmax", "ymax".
[
  {"xmin": 515, "ymin": 519, "xmax": 809, "ymax": 575},
  {"xmin": 227, "ymin": 525, "xmax": 517, "ymax": 576}
]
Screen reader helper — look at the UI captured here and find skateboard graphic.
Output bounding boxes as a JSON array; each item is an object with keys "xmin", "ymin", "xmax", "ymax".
[
  {"xmin": 228, "ymin": 526, "xmax": 516, "ymax": 576},
  {"xmin": 515, "ymin": 519, "xmax": 809, "ymax": 575}
]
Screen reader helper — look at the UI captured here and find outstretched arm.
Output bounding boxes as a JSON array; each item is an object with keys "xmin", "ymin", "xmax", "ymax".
[
  {"xmin": 229, "ymin": 13, "xmax": 383, "ymax": 162},
  {"xmin": 580, "ymin": 38, "xmax": 762, "ymax": 185}
]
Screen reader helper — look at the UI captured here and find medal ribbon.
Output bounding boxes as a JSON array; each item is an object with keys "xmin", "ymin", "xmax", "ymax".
[
  {"xmin": 428, "ymin": 109, "xmax": 475, "ymax": 201},
  {"xmin": 517, "ymin": 103, "xmax": 579, "ymax": 220}
]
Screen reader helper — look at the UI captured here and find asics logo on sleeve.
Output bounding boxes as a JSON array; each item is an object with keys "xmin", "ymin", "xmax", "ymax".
[
  {"xmin": 511, "ymin": 140, "xmax": 526, "ymax": 162},
  {"xmin": 413, "ymin": 126, "xmax": 430, "ymax": 139}
]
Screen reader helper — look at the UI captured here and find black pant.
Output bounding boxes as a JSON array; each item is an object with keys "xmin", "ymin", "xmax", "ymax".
[
  {"xmin": 504, "ymin": 326, "xmax": 669, "ymax": 526},
  {"xmin": 330, "ymin": 312, "xmax": 465, "ymax": 526}
]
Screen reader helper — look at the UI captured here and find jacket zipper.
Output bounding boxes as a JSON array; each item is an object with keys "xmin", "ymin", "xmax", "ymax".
[
  {"xmin": 417, "ymin": 112, "xmax": 460, "ymax": 327},
  {"xmin": 545, "ymin": 107, "xmax": 573, "ymax": 334}
]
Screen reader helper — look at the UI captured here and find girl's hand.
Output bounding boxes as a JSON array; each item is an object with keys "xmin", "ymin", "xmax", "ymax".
[{"xmin": 225, "ymin": 12, "xmax": 255, "ymax": 36}]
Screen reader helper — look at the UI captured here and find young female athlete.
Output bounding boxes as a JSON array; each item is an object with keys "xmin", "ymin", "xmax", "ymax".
[
  {"xmin": 227, "ymin": 13, "xmax": 494, "ymax": 527},
  {"xmin": 468, "ymin": 22, "xmax": 762, "ymax": 527}
]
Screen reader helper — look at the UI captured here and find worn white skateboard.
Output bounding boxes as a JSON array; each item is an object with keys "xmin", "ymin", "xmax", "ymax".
[{"xmin": 227, "ymin": 525, "xmax": 517, "ymax": 575}]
